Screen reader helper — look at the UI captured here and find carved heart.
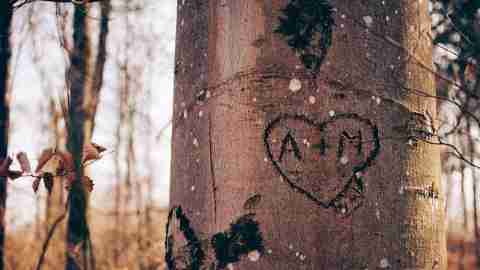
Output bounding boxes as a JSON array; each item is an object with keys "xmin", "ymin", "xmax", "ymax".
[{"xmin": 264, "ymin": 113, "xmax": 380, "ymax": 208}]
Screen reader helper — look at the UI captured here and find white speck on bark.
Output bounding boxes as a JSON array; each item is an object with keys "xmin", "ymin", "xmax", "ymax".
[
  {"xmin": 379, "ymin": 258, "xmax": 391, "ymax": 268},
  {"xmin": 289, "ymin": 78, "xmax": 302, "ymax": 92},
  {"xmin": 363, "ymin": 16, "xmax": 373, "ymax": 27},
  {"xmin": 193, "ymin": 138, "xmax": 199, "ymax": 147}
]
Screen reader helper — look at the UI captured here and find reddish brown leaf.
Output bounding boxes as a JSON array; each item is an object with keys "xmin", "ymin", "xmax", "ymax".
[
  {"xmin": 16, "ymin": 152, "xmax": 31, "ymax": 174},
  {"xmin": 83, "ymin": 176, "xmax": 94, "ymax": 192},
  {"xmin": 64, "ymin": 176, "xmax": 94, "ymax": 192},
  {"xmin": 32, "ymin": 177, "xmax": 41, "ymax": 193},
  {"xmin": 83, "ymin": 143, "xmax": 101, "ymax": 162},
  {"xmin": 91, "ymin": 142, "xmax": 107, "ymax": 153},
  {"xmin": 7, "ymin": 170, "xmax": 23, "ymax": 180},
  {"xmin": 42, "ymin": 172, "xmax": 54, "ymax": 194},
  {"xmin": 35, "ymin": 148, "xmax": 55, "ymax": 173},
  {"xmin": 58, "ymin": 151, "xmax": 74, "ymax": 172}
]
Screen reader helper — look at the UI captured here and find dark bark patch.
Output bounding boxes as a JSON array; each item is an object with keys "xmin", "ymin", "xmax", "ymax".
[
  {"xmin": 211, "ymin": 214, "xmax": 264, "ymax": 269},
  {"xmin": 165, "ymin": 208, "xmax": 264, "ymax": 270},
  {"xmin": 165, "ymin": 206, "xmax": 205, "ymax": 270},
  {"xmin": 275, "ymin": 0, "xmax": 335, "ymax": 72}
]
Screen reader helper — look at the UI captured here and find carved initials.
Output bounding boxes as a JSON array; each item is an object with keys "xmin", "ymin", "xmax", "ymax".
[{"xmin": 278, "ymin": 130, "xmax": 302, "ymax": 162}]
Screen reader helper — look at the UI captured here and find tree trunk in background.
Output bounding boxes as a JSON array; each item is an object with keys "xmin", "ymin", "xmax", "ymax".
[
  {"xmin": 64, "ymin": 1, "xmax": 111, "ymax": 268},
  {"xmin": 460, "ymin": 165, "xmax": 467, "ymax": 270},
  {"xmin": 45, "ymin": 99, "xmax": 66, "ymax": 232},
  {"xmin": 468, "ymin": 126, "xmax": 480, "ymax": 269},
  {"xmin": 0, "ymin": 3, "xmax": 12, "ymax": 270},
  {"xmin": 84, "ymin": 0, "xmax": 111, "ymax": 138},
  {"xmin": 169, "ymin": 1, "xmax": 446, "ymax": 269},
  {"xmin": 65, "ymin": 4, "xmax": 92, "ymax": 270},
  {"xmin": 113, "ymin": 92, "xmax": 124, "ymax": 266}
]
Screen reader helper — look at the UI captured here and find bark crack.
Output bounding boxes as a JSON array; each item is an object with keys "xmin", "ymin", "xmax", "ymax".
[{"xmin": 208, "ymin": 114, "xmax": 217, "ymax": 225}]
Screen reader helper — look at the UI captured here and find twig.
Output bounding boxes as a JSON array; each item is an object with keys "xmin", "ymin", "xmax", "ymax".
[{"xmin": 35, "ymin": 211, "xmax": 67, "ymax": 270}]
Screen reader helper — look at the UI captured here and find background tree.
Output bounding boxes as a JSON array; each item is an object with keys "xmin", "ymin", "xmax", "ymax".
[
  {"xmin": 0, "ymin": 2, "xmax": 13, "ymax": 270},
  {"xmin": 64, "ymin": 3, "xmax": 93, "ymax": 269}
]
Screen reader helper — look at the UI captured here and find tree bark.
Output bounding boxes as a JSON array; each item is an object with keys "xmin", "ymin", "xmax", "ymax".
[
  {"xmin": 169, "ymin": 1, "xmax": 446, "ymax": 269},
  {"xmin": 0, "ymin": 3, "xmax": 12, "ymax": 270}
]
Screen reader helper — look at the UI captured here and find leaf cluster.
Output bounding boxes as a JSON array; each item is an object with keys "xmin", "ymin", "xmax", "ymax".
[{"xmin": 0, "ymin": 142, "xmax": 106, "ymax": 194}]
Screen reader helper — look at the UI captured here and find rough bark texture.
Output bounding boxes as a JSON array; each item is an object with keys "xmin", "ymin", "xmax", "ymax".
[
  {"xmin": 0, "ymin": 3, "xmax": 12, "ymax": 270},
  {"xmin": 169, "ymin": 1, "xmax": 446, "ymax": 269}
]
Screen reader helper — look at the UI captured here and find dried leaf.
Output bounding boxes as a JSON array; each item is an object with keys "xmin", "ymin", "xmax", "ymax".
[
  {"xmin": 7, "ymin": 170, "xmax": 23, "ymax": 180},
  {"xmin": 64, "ymin": 176, "xmax": 94, "ymax": 192},
  {"xmin": 42, "ymin": 172, "xmax": 54, "ymax": 194},
  {"xmin": 83, "ymin": 176, "xmax": 94, "ymax": 192},
  {"xmin": 64, "ymin": 172, "xmax": 75, "ymax": 191},
  {"xmin": 0, "ymin": 157, "xmax": 12, "ymax": 177},
  {"xmin": 35, "ymin": 148, "xmax": 55, "ymax": 173},
  {"xmin": 91, "ymin": 142, "xmax": 107, "ymax": 154},
  {"xmin": 16, "ymin": 152, "xmax": 31, "ymax": 174},
  {"xmin": 32, "ymin": 177, "xmax": 41, "ymax": 193},
  {"xmin": 83, "ymin": 143, "xmax": 101, "ymax": 162},
  {"xmin": 58, "ymin": 150, "xmax": 74, "ymax": 172}
]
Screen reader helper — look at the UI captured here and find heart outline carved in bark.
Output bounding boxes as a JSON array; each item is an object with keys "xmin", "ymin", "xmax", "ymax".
[{"xmin": 264, "ymin": 113, "xmax": 381, "ymax": 210}]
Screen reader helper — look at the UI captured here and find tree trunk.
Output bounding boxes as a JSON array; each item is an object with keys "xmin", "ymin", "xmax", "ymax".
[
  {"xmin": 46, "ymin": 99, "xmax": 66, "ymax": 227},
  {"xmin": 65, "ymin": 4, "xmax": 92, "ymax": 270},
  {"xmin": 169, "ymin": 1, "xmax": 446, "ymax": 269},
  {"xmin": 468, "ymin": 126, "xmax": 480, "ymax": 270},
  {"xmin": 84, "ymin": 0, "xmax": 111, "ymax": 138},
  {"xmin": 0, "ymin": 3, "xmax": 12, "ymax": 270},
  {"xmin": 460, "ymin": 165, "xmax": 468, "ymax": 270},
  {"xmin": 113, "ymin": 92, "xmax": 123, "ymax": 266}
]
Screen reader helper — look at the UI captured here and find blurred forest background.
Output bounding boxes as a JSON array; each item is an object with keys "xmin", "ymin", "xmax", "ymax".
[
  {"xmin": 3, "ymin": 0, "xmax": 174, "ymax": 269},
  {"xmin": 3, "ymin": 0, "xmax": 480, "ymax": 269}
]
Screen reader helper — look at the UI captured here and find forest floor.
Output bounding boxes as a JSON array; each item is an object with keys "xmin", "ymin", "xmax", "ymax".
[{"xmin": 2, "ymin": 210, "xmax": 475, "ymax": 270}]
